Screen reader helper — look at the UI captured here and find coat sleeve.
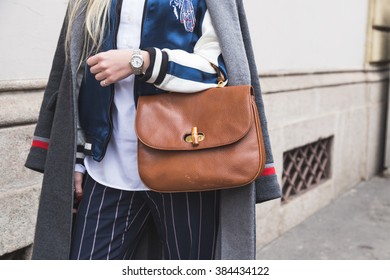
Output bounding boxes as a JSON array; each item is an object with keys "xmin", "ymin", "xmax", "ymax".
[
  {"xmin": 138, "ymin": 10, "xmax": 228, "ymax": 92},
  {"xmin": 235, "ymin": 0, "xmax": 282, "ymax": 203},
  {"xmin": 24, "ymin": 13, "xmax": 69, "ymax": 173}
]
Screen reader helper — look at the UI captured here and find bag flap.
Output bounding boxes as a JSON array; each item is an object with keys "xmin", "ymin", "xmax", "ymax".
[{"xmin": 135, "ymin": 85, "xmax": 254, "ymax": 150}]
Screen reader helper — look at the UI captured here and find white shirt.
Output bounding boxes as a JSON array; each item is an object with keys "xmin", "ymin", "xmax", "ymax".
[{"xmin": 84, "ymin": 0, "xmax": 149, "ymax": 191}]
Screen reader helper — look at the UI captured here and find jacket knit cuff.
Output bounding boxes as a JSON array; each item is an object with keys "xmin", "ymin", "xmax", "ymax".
[
  {"xmin": 76, "ymin": 144, "xmax": 85, "ymax": 165},
  {"xmin": 75, "ymin": 145, "xmax": 86, "ymax": 173},
  {"xmin": 138, "ymin": 47, "xmax": 168, "ymax": 85}
]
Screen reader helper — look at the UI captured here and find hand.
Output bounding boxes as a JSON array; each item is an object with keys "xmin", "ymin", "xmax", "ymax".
[
  {"xmin": 87, "ymin": 49, "xmax": 150, "ymax": 87},
  {"xmin": 74, "ymin": 171, "xmax": 84, "ymax": 202}
]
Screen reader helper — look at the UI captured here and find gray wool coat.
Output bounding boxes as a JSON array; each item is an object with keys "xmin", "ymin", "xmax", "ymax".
[{"xmin": 25, "ymin": 0, "xmax": 281, "ymax": 260}]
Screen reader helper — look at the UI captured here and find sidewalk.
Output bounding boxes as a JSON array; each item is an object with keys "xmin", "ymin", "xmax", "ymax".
[{"xmin": 257, "ymin": 175, "xmax": 390, "ymax": 260}]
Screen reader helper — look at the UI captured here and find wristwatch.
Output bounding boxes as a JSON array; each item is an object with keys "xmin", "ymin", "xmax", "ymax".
[{"xmin": 130, "ymin": 49, "xmax": 144, "ymax": 75}]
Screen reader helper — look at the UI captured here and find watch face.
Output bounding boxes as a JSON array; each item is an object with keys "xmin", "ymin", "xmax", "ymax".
[{"xmin": 132, "ymin": 56, "xmax": 143, "ymax": 68}]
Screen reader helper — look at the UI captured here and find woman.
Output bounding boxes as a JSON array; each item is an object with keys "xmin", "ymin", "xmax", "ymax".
[{"xmin": 25, "ymin": 0, "xmax": 281, "ymax": 260}]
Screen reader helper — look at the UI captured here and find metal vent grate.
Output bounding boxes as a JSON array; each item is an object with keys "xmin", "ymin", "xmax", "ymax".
[{"xmin": 282, "ymin": 137, "xmax": 332, "ymax": 203}]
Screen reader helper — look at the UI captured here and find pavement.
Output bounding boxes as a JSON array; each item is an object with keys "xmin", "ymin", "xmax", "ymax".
[{"xmin": 257, "ymin": 174, "xmax": 390, "ymax": 260}]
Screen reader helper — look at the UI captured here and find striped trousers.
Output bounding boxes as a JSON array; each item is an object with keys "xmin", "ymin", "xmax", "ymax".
[{"xmin": 69, "ymin": 173, "xmax": 219, "ymax": 260}]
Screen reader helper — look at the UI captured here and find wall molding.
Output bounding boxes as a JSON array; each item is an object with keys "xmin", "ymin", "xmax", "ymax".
[
  {"xmin": 0, "ymin": 79, "xmax": 47, "ymax": 93},
  {"xmin": 260, "ymin": 67, "xmax": 389, "ymax": 94},
  {"xmin": 1, "ymin": 67, "xmax": 389, "ymax": 95}
]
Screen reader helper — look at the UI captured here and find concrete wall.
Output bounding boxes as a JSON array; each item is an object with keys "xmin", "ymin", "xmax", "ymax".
[
  {"xmin": 245, "ymin": 0, "xmax": 370, "ymax": 71},
  {"xmin": 255, "ymin": 69, "xmax": 388, "ymax": 255},
  {"xmin": 0, "ymin": 0, "xmax": 371, "ymax": 78},
  {"xmin": 0, "ymin": 0, "xmax": 68, "ymax": 80},
  {"xmin": 0, "ymin": 80, "xmax": 44, "ymax": 258},
  {"xmin": 0, "ymin": 0, "xmax": 387, "ymax": 258},
  {"xmin": 386, "ymin": 89, "xmax": 390, "ymax": 168}
]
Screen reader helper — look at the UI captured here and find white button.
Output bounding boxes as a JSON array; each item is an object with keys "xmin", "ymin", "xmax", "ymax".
[{"xmin": 123, "ymin": 14, "xmax": 131, "ymax": 23}]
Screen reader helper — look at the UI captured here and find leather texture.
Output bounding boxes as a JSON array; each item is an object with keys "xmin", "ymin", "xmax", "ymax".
[{"xmin": 136, "ymin": 85, "xmax": 266, "ymax": 192}]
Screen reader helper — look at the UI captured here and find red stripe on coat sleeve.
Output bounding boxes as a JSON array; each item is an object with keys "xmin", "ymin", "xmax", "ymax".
[
  {"xmin": 32, "ymin": 140, "xmax": 49, "ymax": 150},
  {"xmin": 261, "ymin": 166, "xmax": 276, "ymax": 177}
]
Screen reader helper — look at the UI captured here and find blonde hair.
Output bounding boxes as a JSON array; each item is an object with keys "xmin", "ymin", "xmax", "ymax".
[{"xmin": 65, "ymin": 0, "xmax": 113, "ymax": 62}]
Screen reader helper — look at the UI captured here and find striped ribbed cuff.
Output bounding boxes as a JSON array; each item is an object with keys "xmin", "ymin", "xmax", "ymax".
[
  {"xmin": 76, "ymin": 145, "xmax": 85, "ymax": 166},
  {"xmin": 138, "ymin": 47, "xmax": 168, "ymax": 85}
]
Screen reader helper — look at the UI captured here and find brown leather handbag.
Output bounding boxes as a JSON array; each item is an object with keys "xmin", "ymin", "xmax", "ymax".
[{"xmin": 135, "ymin": 85, "xmax": 266, "ymax": 192}]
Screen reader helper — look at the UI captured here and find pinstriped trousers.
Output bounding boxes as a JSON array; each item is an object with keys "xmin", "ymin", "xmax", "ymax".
[{"xmin": 69, "ymin": 173, "xmax": 219, "ymax": 260}]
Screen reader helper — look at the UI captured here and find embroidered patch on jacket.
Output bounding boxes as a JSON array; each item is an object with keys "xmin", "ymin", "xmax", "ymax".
[{"xmin": 170, "ymin": 0, "xmax": 196, "ymax": 32}]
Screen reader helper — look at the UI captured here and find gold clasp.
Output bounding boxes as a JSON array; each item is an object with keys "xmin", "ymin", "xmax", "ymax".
[
  {"xmin": 210, "ymin": 63, "xmax": 226, "ymax": 88},
  {"xmin": 217, "ymin": 78, "xmax": 224, "ymax": 88},
  {"xmin": 185, "ymin": 127, "xmax": 205, "ymax": 146}
]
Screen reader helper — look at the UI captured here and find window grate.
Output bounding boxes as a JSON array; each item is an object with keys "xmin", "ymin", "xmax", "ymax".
[{"xmin": 282, "ymin": 137, "xmax": 332, "ymax": 203}]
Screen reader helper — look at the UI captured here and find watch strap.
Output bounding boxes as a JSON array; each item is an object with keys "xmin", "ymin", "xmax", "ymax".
[{"xmin": 130, "ymin": 49, "xmax": 144, "ymax": 75}]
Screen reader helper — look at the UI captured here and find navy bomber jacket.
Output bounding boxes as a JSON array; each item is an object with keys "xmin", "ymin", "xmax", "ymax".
[{"xmin": 77, "ymin": 0, "xmax": 228, "ymax": 163}]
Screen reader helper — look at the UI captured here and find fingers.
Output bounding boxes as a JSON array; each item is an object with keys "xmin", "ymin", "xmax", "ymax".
[
  {"xmin": 74, "ymin": 172, "xmax": 84, "ymax": 201},
  {"xmin": 88, "ymin": 56, "xmax": 105, "ymax": 76},
  {"xmin": 87, "ymin": 53, "xmax": 106, "ymax": 75},
  {"xmin": 100, "ymin": 80, "xmax": 109, "ymax": 87},
  {"xmin": 86, "ymin": 54, "xmax": 99, "ymax": 67},
  {"xmin": 87, "ymin": 54, "xmax": 111, "ymax": 87},
  {"xmin": 94, "ymin": 70, "xmax": 109, "ymax": 82},
  {"xmin": 86, "ymin": 50, "xmax": 133, "ymax": 87}
]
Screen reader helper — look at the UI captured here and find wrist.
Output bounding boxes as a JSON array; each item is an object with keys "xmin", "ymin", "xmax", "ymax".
[
  {"xmin": 129, "ymin": 49, "xmax": 150, "ymax": 75},
  {"xmin": 141, "ymin": 50, "xmax": 150, "ymax": 74}
]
